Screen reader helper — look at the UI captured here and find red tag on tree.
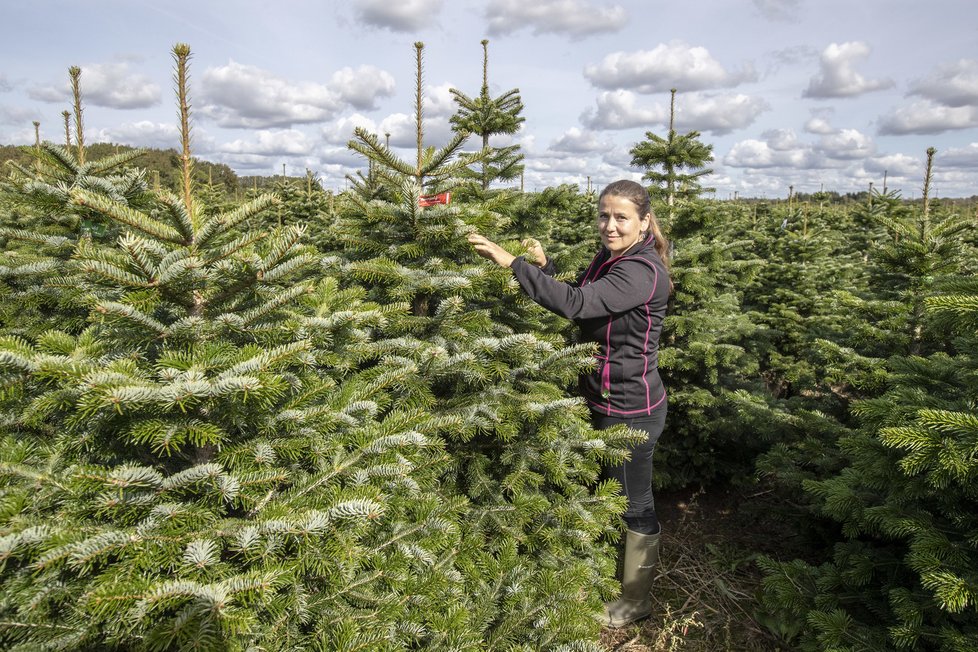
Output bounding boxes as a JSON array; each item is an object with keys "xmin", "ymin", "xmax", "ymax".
[{"xmin": 418, "ymin": 192, "xmax": 451, "ymax": 207}]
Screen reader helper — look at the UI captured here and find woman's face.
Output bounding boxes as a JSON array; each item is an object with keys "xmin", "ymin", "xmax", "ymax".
[{"xmin": 597, "ymin": 195, "xmax": 650, "ymax": 257}]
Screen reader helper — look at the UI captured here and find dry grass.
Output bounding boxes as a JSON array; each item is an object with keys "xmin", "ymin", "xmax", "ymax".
[{"xmin": 597, "ymin": 485, "xmax": 792, "ymax": 652}]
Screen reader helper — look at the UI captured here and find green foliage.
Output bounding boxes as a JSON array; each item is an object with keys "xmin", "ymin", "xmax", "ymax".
[
  {"xmin": 0, "ymin": 174, "xmax": 475, "ymax": 649},
  {"xmin": 5, "ymin": 39, "xmax": 978, "ymax": 652},
  {"xmin": 0, "ymin": 43, "xmax": 469, "ymax": 652},
  {"xmin": 646, "ymin": 201, "xmax": 765, "ymax": 487},
  {"xmin": 0, "ymin": 142, "xmax": 155, "ymax": 337},
  {"xmin": 333, "ymin": 78, "xmax": 639, "ymax": 647},
  {"xmin": 450, "ymin": 39, "xmax": 525, "ymax": 192},
  {"xmin": 1, "ymin": 142, "xmax": 240, "ymax": 197},
  {"xmin": 756, "ymin": 183, "xmax": 978, "ymax": 651},
  {"xmin": 630, "ymin": 90, "xmax": 714, "ymax": 218}
]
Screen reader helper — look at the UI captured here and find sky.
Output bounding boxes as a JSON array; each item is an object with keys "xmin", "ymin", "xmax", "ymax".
[{"xmin": 2, "ymin": 0, "xmax": 977, "ymax": 198}]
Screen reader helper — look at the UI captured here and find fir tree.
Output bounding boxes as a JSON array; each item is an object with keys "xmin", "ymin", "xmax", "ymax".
[
  {"xmin": 0, "ymin": 43, "xmax": 472, "ymax": 651},
  {"xmin": 507, "ymin": 183, "xmax": 599, "ymax": 274},
  {"xmin": 757, "ymin": 150, "xmax": 978, "ymax": 651},
  {"xmin": 629, "ymin": 89, "xmax": 714, "ymax": 221},
  {"xmin": 1, "ymin": 64, "xmax": 150, "ymax": 338},
  {"xmin": 652, "ymin": 199, "xmax": 765, "ymax": 486},
  {"xmin": 332, "ymin": 42, "xmax": 640, "ymax": 649},
  {"xmin": 450, "ymin": 39, "xmax": 525, "ymax": 193}
]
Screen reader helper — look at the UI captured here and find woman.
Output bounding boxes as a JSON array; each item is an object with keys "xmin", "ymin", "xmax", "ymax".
[{"xmin": 467, "ymin": 179, "xmax": 671, "ymax": 628}]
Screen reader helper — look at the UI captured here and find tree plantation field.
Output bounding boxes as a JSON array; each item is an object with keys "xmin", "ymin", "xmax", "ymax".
[{"xmin": 2, "ymin": 42, "xmax": 978, "ymax": 652}]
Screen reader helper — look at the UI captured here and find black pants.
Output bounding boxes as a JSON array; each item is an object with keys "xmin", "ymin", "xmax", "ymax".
[{"xmin": 591, "ymin": 402, "xmax": 667, "ymax": 535}]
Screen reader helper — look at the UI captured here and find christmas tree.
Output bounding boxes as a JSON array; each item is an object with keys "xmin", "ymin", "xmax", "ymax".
[
  {"xmin": 332, "ymin": 42, "xmax": 641, "ymax": 648},
  {"xmin": 449, "ymin": 39, "xmax": 525, "ymax": 194},
  {"xmin": 0, "ymin": 64, "xmax": 150, "ymax": 338},
  {"xmin": 0, "ymin": 44, "xmax": 472, "ymax": 651},
  {"xmin": 757, "ymin": 149, "xmax": 978, "ymax": 650}
]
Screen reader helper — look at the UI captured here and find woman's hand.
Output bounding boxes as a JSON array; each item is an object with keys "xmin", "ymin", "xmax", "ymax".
[
  {"xmin": 468, "ymin": 233, "xmax": 516, "ymax": 268},
  {"xmin": 521, "ymin": 238, "xmax": 548, "ymax": 268}
]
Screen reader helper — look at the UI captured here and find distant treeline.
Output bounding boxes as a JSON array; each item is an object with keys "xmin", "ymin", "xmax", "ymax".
[
  {"xmin": 3, "ymin": 142, "xmax": 976, "ymax": 204},
  {"xmin": 0, "ymin": 142, "xmax": 292, "ymax": 196}
]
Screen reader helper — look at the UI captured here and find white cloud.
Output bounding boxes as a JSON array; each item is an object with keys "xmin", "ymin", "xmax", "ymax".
[
  {"xmin": 91, "ymin": 121, "xmax": 182, "ymax": 149},
  {"xmin": 374, "ymin": 110, "xmax": 455, "ymax": 149},
  {"xmin": 725, "ymin": 125, "xmax": 875, "ymax": 172},
  {"xmin": 28, "ymin": 61, "xmax": 161, "ymax": 109},
  {"xmin": 27, "ymin": 86, "xmax": 65, "ymax": 103},
  {"xmin": 939, "ymin": 142, "xmax": 978, "ymax": 168},
  {"xmin": 804, "ymin": 111, "xmax": 836, "ymax": 135},
  {"xmin": 926, "ymin": 169, "xmax": 978, "ymax": 195},
  {"xmin": 599, "ymin": 143, "xmax": 635, "ymax": 170},
  {"xmin": 199, "ymin": 61, "xmax": 396, "ymax": 129},
  {"xmin": 765, "ymin": 45, "xmax": 819, "ymax": 75},
  {"xmin": 322, "ymin": 113, "xmax": 379, "ymax": 146},
  {"xmin": 320, "ymin": 84, "xmax": 453, "ymax": 149},
  {"xmin": 862, "ymin": 153, "xmax": 920, "ymax": 177},
  {"xmin": 516, "ymin": 133, "xmax": 539, "ymax": 156},
  {"xmin": 423, "ymin": 83, "xmax": 460, "ymax": 118},
  {"xmin": 581, "ymin": 90, "xmax": 766, "ymax": 134},
  {"xmin": 200, "ymin": 61, "xmax": 341, "ymax": 128},
  {"xmin": 550, "ymin": 127, "xmax": 610, "ymax": 153},
  {"xmin": 317, "ymin": 161, "xmax": 362, "ymax": 180},
  {"xmin": 673, "ymin": 93, "xmax": 769, "ymax": 135},
  {"xmin": 585, "ymin": 41, "xmax": 757, "ymax": 92},
  {"xmin": 762, "ymin": 128, "xmax": 802, "ymax": 151},
  {"xmin": 0, "ymin": 123, "xmax": 41, "ymax": 145},
  {"xmin": 353, "ymin": 0, "xmax": 445, "ymax": 32},
  {"xmin": 329, "ymin": 66, "xmax": 396, "ymax": 110},
  {"xmin": 220, "ymin": 129, "xmax": 315, "ymax": 156},
  {"xmin": 878, "ymin": 99, "xmax": 978, "ymax": 135},
  {"xmin": 816, "ymin": 128, "xmax": 875, "ymax": 160},
  {"xmin": 485, "ymin": 0, "xmax": 626, "ymax": 38},
  {"xmin": 318, "ymin": 144, "xmax": 369, "ymax": 168},
  {"xmin": 0, "ymin": 74, "xmax": 12, "ymax": 93},
  {"xmin": 724, "ymin": 139, "xmax": 778, "ymax": 168},
  {"xmin": 580, "ymin": 90, "xmax": 667, "ymax": 130},
  {"xmin": 907, "ymin": 58, "xmax": 978, "ymax": 107},
  {"xmin": 377, "ymin": 113, "xmax": 416, "ymax": 147},
  {"xmin": 358, "ymin": 84, "xmax": 458, "ymax": 150},
  {"xmin": 803, "ymin": 42, "xmax": 894, "ymax": 98},
  {"xmin": 0, "ymin": 104, "xmax": 37, "ymax": 127},
  {"xmin": 526, "ymin": 154, "xmax": 591, "ymax": 174},
  {"xmin": 723, "ymin": 137, "xmax": 822, "ymax": 169},
  {"xmin": 212, "ymin": 153, "xmax": 282, "ymax": 173}
]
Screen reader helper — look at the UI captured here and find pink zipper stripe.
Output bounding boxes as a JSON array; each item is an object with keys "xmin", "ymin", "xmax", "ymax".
[
  {"xmin": 579, "ymin": 251, "xmax": 604, "ymax": 286},
  {"xmin": 640, "ymin": 265, "xmax": 659, "ymax": 414},
  {"xmin": 604, "ymin": 315, "xmax": 613, "ymax": 411}
]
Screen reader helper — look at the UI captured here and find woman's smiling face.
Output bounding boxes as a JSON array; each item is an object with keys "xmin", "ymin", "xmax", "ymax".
[{"xmin": 597, "ymin": 194, "xmax": 651, "ymax": 257}]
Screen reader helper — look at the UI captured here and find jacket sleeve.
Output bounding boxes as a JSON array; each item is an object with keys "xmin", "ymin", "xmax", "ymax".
[{"xmin": 510, "ymin": 255, "xmax": 658, "ymax": 319}]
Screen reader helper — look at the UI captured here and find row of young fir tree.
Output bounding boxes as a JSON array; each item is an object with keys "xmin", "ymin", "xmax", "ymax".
[
  {"xmin": 0, "ymin": 43, "xmax": 641, "ymax": 651},
  {"xmin": 587, "ymin": 99, "xmax": 978, "ymax": 649},
  {"xmin": 222, "ymin": 60, "xmax": 978, "ymax": 652},
  {"xmin": 232, "ymin": 107, "xmax": 978, "ymax": 650},
  {"xmin": 3, "ymin": 39, "xmax": 978, "ymax": 651},
  {"xmin": 433, "ymin": 61, "xmax": 978, "ymax": 650}
]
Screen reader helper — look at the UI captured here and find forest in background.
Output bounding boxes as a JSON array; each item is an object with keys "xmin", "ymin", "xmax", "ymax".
[{"xmin": 1, "ymin": 42, "xmax": 977, "ymax": 652}]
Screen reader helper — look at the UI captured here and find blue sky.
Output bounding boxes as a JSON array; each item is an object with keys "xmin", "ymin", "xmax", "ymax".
[{"xmin": 2, "ymin": 0, "xmax": 977, "ymax": 197}]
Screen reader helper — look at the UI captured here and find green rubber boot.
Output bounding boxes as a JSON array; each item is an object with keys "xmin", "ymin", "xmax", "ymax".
[{"xmin": 603, "ymin": 529, "xmax": 660, "ymax": 628}]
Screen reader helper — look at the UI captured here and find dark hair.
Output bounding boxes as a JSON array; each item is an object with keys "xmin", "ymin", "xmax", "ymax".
[{"xmin": 599, "ymin": 180, "xmax": 671, "ymax": 272}]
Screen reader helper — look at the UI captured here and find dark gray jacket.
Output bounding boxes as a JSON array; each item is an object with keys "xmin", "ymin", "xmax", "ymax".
[{"xmin": 510, "ymin": 234, "xmax": 669, "ymax": 417}]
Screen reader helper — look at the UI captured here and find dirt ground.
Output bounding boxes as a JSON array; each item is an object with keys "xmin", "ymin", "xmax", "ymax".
[{"xmin": 597, "ymin": 483, "xmax": 797, "ymax": 651}]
